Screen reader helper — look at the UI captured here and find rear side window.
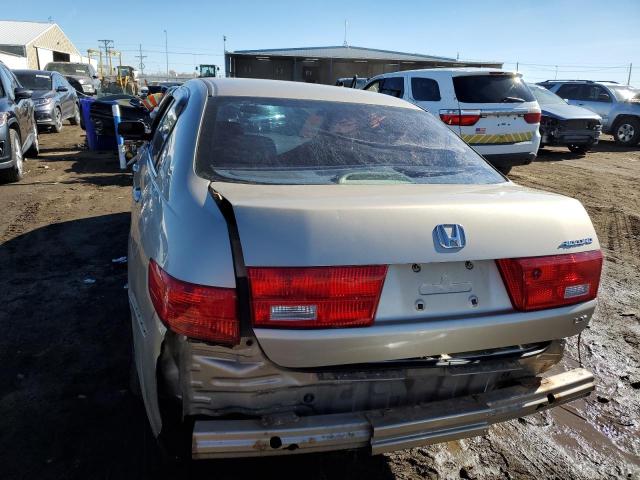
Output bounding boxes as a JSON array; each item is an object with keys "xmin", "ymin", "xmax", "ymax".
[
  {"xmin": 582, "ymin": 85, "xmax": 612, "ymax": 102},
  {"xmin": 364, "ymin": 80, "xmax": 380, "ymax": 93},
  {"xmin": 453, "ymin": 74, "xmax": 534, "ymax": 103},
  {"xmin": 195, "ymin": 97, "xmax": 504, "ymax": 185},
  {"xmin": 556, "ymin": 84, "xmax": 582, "ymax": 100},
  {"xmin": 411, "ymin": 77, "xmax": 440, "ymax": 101},
  {"xmin": 379, "ymin": 77, "xmax": 404, "ymax": 98}
]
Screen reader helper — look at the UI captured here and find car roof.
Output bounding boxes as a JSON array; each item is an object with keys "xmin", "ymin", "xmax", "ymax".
[
  {"xmin": 46, "ymin": 62, "xmax": 87, "ymax": 66},
  {"xmin": 199, "ymin": 78, "xmax": 421, "ymax": 109},
  {"xmin": 375, "ymin": 67, "xmax": 514, "ymax": 77},
  {"xmin": 540, "ymin": 80, "xmax": 621, "ymax": 85},
  {"xmin": 13, "ymin": 69, "xmax": 53, "ymax": 76}
]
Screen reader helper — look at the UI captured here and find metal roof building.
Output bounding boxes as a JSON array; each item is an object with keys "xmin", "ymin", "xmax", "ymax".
[
  {"xmin": 225, "ymin": 45, "xmax": 502, "ymax": 84},
  {"xmin": 0, "ymin": 20, "xmax": 82, "ymax": 70}
]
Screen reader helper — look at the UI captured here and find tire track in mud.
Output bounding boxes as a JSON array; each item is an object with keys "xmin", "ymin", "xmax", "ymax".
[
  {"xmin": 0, "ymin": 200, "xmax": 40, "ymax": 242},
  {"xmin": 585, "ymin": 206, "xmax": 640, "ymax": 258}
]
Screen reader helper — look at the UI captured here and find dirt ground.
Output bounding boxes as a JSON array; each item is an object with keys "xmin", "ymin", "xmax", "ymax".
[{"xmin": 0, "ymin": 126, "xmax": 638, "ymax": 479}]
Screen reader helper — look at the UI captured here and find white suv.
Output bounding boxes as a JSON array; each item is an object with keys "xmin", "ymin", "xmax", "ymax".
[{"xmin": 364, "ymin": 68, "xmax": 541, "ymax": 174}]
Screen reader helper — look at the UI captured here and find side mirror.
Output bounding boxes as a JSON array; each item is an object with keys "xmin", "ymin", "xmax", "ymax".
[
  {"xmin": 56, "ymin": 86, "xmax": 68, "ymax": 92},
  {"xmin": 598, "ymin": 93, "xmax": 611, "ymax": 102},
  {"xmin": 118, "ymin": 121, "xmax": 151, "ymax": 141},
  {"xmin": 14, "ymin": 87, "xmax": 32, "ymax": 100}
]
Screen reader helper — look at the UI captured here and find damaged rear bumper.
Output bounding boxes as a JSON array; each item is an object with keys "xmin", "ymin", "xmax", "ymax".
[{"xmin": 192, "ymin": 367, "xmax": 594, "ymax": 458}]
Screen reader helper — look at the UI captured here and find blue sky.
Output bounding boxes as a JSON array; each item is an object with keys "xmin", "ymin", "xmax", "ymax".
[{"xmin": 14, "ymin": 0, "xmax": 640, "ymax": 85}]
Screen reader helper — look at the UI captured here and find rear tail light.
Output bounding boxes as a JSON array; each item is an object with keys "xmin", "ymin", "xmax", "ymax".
[
  {"xmin": 524, "ymin": 112, "xmax": 542, "ymax": 124},
  {"xmin": 496, "ymin": 250, "xmax": 603, "ymax": 311},
  {"xmin": 148, "ymin": 260, "xmax": 239, "ymax": 345},
  {"xmin": 439, "ymin": 109, "xmax": 481, "ymax": 126},
  {"xmin": 248, "ymin": 266, "xmax": 387, "ymax": 328}
]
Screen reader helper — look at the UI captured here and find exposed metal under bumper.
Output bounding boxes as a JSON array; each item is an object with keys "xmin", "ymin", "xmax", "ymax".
[{"xmin": 192, "ymin": 368, "xmax": 594, "ymax": 459}]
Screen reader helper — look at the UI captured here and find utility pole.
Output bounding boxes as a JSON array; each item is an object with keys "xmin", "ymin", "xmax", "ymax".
[
  {"xmin": 164, "ymin": 29, "xmax": 169, "ymax": 78},
  {"xmin": 98, "ymin": 39, "xmax": 114, "ymax": 77},
  {"xmin": 554, "ymin": 65, "xmax": 558, "ymax": 80},
  {"xmin": 135, "ymin": 44, "xmax": 147, "ymax": 76},
  {"xmin": 516, "ymin": 61, "xmax": 519, "ymax": 72},
  {"xmin": 628, "ymin": 63, "xmax": 633, "ymax": 85},
  {"xmin": 343, "ymin": 20, "xmax": 348, "ymax": 47}
]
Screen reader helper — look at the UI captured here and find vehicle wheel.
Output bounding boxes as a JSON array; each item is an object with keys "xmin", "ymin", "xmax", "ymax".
[
  {"xmin": 613, "ymin": 117, "xmax": 640, "ymax": 146},
  {"xmin": 69, "ymin": 103, "xmax": 81, "ymax": 126},
  {"xmin": 25, "ymin": 121, "xmax": 39, "ymax": 158},
  {"xmin": 52, "ymin": 107, "xmax": 63, "ymax": 133},
  {"xmin": 568, "ymin": 144, "xmax": 588, "ymax": 154},
  {"xmin": 0, "ymin": 129, "xmax": 24, "ymax": 183},
  {"xmin": 497, "ymin": 165, "xmax": 512, "ymax": 175}
]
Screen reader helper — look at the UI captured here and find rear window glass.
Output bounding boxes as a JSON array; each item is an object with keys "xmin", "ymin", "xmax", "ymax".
[
  {"xmin": 453, "ymin": 74, "xmax": 534, "ymax": 103},
  {"xmin": 195, "ymin": 97, "xmax": 504, "ymax": 185},
  {"xmin": 411, "ymin": 77, "xmax": 441, "ymax": 101}
]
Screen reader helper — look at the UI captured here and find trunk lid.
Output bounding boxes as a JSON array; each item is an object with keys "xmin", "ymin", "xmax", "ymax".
[{"xmin": 212, "ymin": 181, "xmax": 599, "ymax": 367}]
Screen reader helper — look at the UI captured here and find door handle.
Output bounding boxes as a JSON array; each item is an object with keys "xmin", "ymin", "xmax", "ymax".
[{"xmin": 132, "ymin": 187, "xmax": 141, "ymax": 203}]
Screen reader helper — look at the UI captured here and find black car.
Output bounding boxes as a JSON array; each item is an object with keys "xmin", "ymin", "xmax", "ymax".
[
  {"xmin": 14, "ymin": 70, "xmax": 80, "ymax": 132},
  {"xmin": 0, "ymin": 60, "xmax": 39, "ymax": 182},
  {"xmin": 528, "ymin": 83, "xmax": 602, "ymax": 154},
  {"xmin": 44, "ymin": 62, "xmax": 101, "ymax": 96}
]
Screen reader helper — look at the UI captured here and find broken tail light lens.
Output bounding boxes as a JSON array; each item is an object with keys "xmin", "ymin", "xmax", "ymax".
[
  {"xmin": 248, "ymin": 266, "xmax": 388, "ymax": 328},
  {"xmin": 496, "ymin": 250, "xmax": 603, "ymax": 311},
  {"xmin": 524, "ymin": 112, "xmax": 542, "ymax": 124},
  {"xmin": 148, "ymin": 259, "xmax": 239, "ymax": 345},
  {"xmin": 439, "ymin": 109, "xmax": 481, "ymax": 126}
]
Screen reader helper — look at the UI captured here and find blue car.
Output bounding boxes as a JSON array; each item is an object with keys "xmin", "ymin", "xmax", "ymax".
[{"xmin": 528, "ymin": 83, "xmax": 602, "ymax": 154}]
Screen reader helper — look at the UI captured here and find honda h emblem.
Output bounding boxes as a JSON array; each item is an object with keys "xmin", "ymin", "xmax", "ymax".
[{"xmin": 435, "ymin": 224, "xmax": 466, "ymax": 249}]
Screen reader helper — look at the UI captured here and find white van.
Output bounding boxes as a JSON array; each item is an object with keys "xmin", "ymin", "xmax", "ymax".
[{"xmin": 363, "ymin": 68, "xmax": 541, "ymax": 174}]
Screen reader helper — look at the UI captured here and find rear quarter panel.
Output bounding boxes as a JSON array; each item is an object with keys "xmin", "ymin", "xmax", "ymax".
[{"xmin": 128, "ymin": 82, "xmax": 236, "ymax": 434}]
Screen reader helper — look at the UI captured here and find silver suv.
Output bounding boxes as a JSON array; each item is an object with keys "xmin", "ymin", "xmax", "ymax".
[{"xmin": 538, "ymin": 80, "xmax": 640, "ymax": 146}]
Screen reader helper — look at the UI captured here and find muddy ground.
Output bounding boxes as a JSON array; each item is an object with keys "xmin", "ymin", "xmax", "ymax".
[{"xmin": 0, "ymin": 126, "xmax": 638, "ymax": 479}]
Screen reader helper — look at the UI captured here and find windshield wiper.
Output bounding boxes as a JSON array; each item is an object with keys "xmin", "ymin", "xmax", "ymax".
[{"xmin": 500, "ymin": 96, "xmax": 526, "ymax": 103}]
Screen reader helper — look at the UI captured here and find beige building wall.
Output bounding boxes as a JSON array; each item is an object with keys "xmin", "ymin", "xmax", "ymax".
[{"xmin": 25, "ymin": 24, "xmax": 80, "ymax": 69}]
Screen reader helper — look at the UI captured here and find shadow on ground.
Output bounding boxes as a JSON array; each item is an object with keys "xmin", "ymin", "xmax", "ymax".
[
  {"xmin": 536, "ymin": 139, "xmax": 639, "ymax": 162},
  {"xmin": 25, "ymin": 145, "xmax": 132, "ymax": 187},
  {"xmin": 0, "ymin": 214, "xmax": 395, "ymax": 480}
]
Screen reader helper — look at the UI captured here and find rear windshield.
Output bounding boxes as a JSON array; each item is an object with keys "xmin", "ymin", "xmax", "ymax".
[
  {"xmin": 46, "ymin": 63, "xmax": 90, "ymax": 76},
  {"xmin": 195, "ymin": 97, "xmax": 504, "ymax": 185},
  {"xmin": 15, "ymin": 72, "xmax": 51, "ymax": 91},
  {"xmin": 454, "ymin": 74, "xmax": 534, "ymax": 103}
]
